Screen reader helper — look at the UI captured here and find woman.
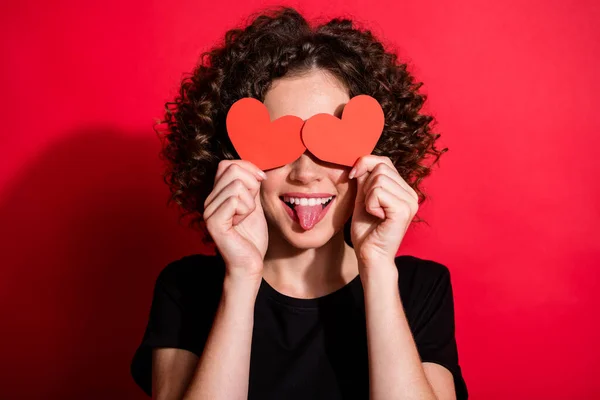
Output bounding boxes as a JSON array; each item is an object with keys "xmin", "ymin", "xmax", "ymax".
[{"xmin": 131, "ymin": 7, "xmax": 468, "ymax": 400}]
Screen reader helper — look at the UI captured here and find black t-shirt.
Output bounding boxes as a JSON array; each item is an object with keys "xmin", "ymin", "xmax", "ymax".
[{"xmin": 130, "ymin": 254, "xmax": 468, "ymax": 399}]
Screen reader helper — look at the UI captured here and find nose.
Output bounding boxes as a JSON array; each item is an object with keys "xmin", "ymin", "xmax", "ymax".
[{"xmin": 288, "ymin": 151, "xmax": 323, "ymax": 184}]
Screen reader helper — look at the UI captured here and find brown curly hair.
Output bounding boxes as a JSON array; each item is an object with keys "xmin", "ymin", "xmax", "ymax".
[{"xmin": 156, "ymin": 6, "xmax": 447, "ymax": 244}]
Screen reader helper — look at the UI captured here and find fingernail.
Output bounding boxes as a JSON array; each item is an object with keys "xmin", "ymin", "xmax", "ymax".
[
  {"xmin": 349, "ymin": 167, "xmax": 356, "ymax": 179},
  {"xmin": 259, "ymin": 170, "xmax": 268, "ymax": 180}
]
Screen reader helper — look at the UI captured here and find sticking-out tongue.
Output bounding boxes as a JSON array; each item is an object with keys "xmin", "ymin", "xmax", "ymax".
[{"xmin": 294, "ymin": 204, "xmax": 322, "ymax": 230}]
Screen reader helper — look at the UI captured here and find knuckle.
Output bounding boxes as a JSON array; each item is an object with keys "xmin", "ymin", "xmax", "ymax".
[
  {"xmin": 248, "ymin": 184, "xmax": 260, "ymax": 196},
  {"xmin": 399, "ymin": 200, "xmax": 414, "ymax": 217},
  {"xmin": 366, "ymin": 203, "xmax": 379, "ymax": 214},
  {"xmin": 217, "ymin": 160, "xmax": 231, "ymax": 172},
  {"xmin": 373, "ymin": 162, "xmax": 386, "ymax": 172},
  {"xmin": 371, "ymin": 185, "xmax": 383, "ymax": 196},
  {"xmin": 373, "ymin": 174, "xmax": 387, "ymax": 186},
  {"xmin": 227, "ymin": 195, "xmax": 239, "ymax": 206},
  {"xmin": 410, "ymin": 188, "xmax": 419, "ymax": 200},
  {"xmin": 228, "ymin": 163, "xmax": 243, "ymax": 173},
  {"xmin": 380, "ymin": 162, "xmax": 395, "ymax": 175},
  {"xmin": 380, "ymin": 155, "xmax": 393, "ymax": 166},
  {"xmin": 232, "ymin": 178, "xmax": 246, "ymax": 191}
]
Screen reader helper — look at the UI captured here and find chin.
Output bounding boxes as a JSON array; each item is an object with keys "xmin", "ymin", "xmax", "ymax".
[{"xmin": 279, "ymin": 225, "xmax": 339, "ymax": 249}]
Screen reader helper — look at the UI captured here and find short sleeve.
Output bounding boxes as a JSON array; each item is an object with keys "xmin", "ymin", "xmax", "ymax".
[
  {"xmin": 406, "ymin": 260, "xmax": 469, "ymax": 400},
  {"xmin": 130, "ymin": 255, "xmax": 224, "ymax": 396}
]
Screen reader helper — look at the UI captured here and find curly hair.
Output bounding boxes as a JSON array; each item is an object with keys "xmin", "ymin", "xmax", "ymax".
[{"xmin": 156, "ymin": 6, "xmax": 448, "ymax": 244}]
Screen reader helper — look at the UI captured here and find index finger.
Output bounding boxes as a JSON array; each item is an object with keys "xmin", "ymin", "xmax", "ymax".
[
  {"xmin": 348, "ymin": 155, "xmax": 395, "ymax": 180},
  {"xmin": 350, "ymin": 155, "xmax": 418, "ymax": 201},
  {"xmin": 215, "ymin": 159, "xmax": 267, "ymax": 184}
]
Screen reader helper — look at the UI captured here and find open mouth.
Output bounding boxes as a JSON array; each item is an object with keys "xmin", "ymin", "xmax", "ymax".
[
  {"xmin": 278, "ymin": 195, "xmax": 336, "ymax": 230},
  {"xmin": 279, "ymin": 196, "xmax": 335, "ymax": 210}
]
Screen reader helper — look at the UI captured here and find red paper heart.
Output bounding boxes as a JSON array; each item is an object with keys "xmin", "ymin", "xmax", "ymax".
[
  {"xmin": 301, "ymin": 95, "xmax": 385, "ymax": 167},
  {"xmin": 226, "ymin": 98, "xmax": 306, "ymax": 171}
]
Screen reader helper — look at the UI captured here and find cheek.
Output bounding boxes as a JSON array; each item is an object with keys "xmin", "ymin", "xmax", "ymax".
[
  {"xmin": 335, "ymin": 177, "xmax": 357, "ymax": 212},
  {"xmin": 259, "ymin": 178, "xmax": 282, "ymax": 214},
  {"xmin": 259, "ymin": 171, "xmax": 283, "ymax": 196}
]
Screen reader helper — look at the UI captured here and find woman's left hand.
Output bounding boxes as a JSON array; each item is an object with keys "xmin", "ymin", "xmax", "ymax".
[{"xmin": 349, "ymin": 155, "xmax": 419, "ymax": 271}]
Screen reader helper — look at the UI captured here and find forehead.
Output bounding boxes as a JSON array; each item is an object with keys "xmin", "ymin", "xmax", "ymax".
[{"xmin": 263, "ymin": 69, "xmax": 350, "ymax": 121}]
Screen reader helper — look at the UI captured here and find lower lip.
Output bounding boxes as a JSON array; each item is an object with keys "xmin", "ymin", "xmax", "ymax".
[{"xmin": 280, "ymin": 198, "xmax": 335, "ymax": 228}]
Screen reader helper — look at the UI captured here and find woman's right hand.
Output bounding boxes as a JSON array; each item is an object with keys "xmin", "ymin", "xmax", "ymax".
[{"xmin": 203, "ymin": 160, "xmax": 269, "ymax": 281}]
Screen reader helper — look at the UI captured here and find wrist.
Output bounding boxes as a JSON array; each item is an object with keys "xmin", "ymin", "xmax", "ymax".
[
  {"xmin": 359, "ymin": 261, "xmax": 398, "ymax": 291},
  {"xmin": 223, "ymin": 272, "xmax": 262, "ymax": 300}
]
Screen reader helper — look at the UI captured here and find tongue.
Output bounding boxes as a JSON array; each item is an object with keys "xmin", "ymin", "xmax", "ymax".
[{"xmin": 294, "ymin": 204, "xmax": 322, "ymax": 230}]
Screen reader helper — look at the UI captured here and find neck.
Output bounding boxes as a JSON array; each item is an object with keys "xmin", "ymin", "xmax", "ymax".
[{"xmin": 262, "ymin": 226, "xmax": 359, "ymax": 299}]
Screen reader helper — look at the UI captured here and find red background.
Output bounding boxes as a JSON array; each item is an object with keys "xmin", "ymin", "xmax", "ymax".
[{"xmin": 1, "ymin": 1, "xmax": 599, "ymax": 399}]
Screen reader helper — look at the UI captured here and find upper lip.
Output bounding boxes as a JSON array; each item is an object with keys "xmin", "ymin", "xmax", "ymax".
[{"xmin": 281, "ymin": 192, "xmax": 335, "ymax": 198}]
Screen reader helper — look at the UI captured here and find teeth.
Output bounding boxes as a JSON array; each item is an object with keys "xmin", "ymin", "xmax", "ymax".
[{"xmin": 283, "ymin": 196, "xmax": 333, "ymax": 206}]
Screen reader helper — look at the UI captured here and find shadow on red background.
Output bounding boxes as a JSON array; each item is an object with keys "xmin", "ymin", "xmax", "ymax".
[{"xmin": 0, "ymin": 129, "xmax": 202, "ymax": 399}]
